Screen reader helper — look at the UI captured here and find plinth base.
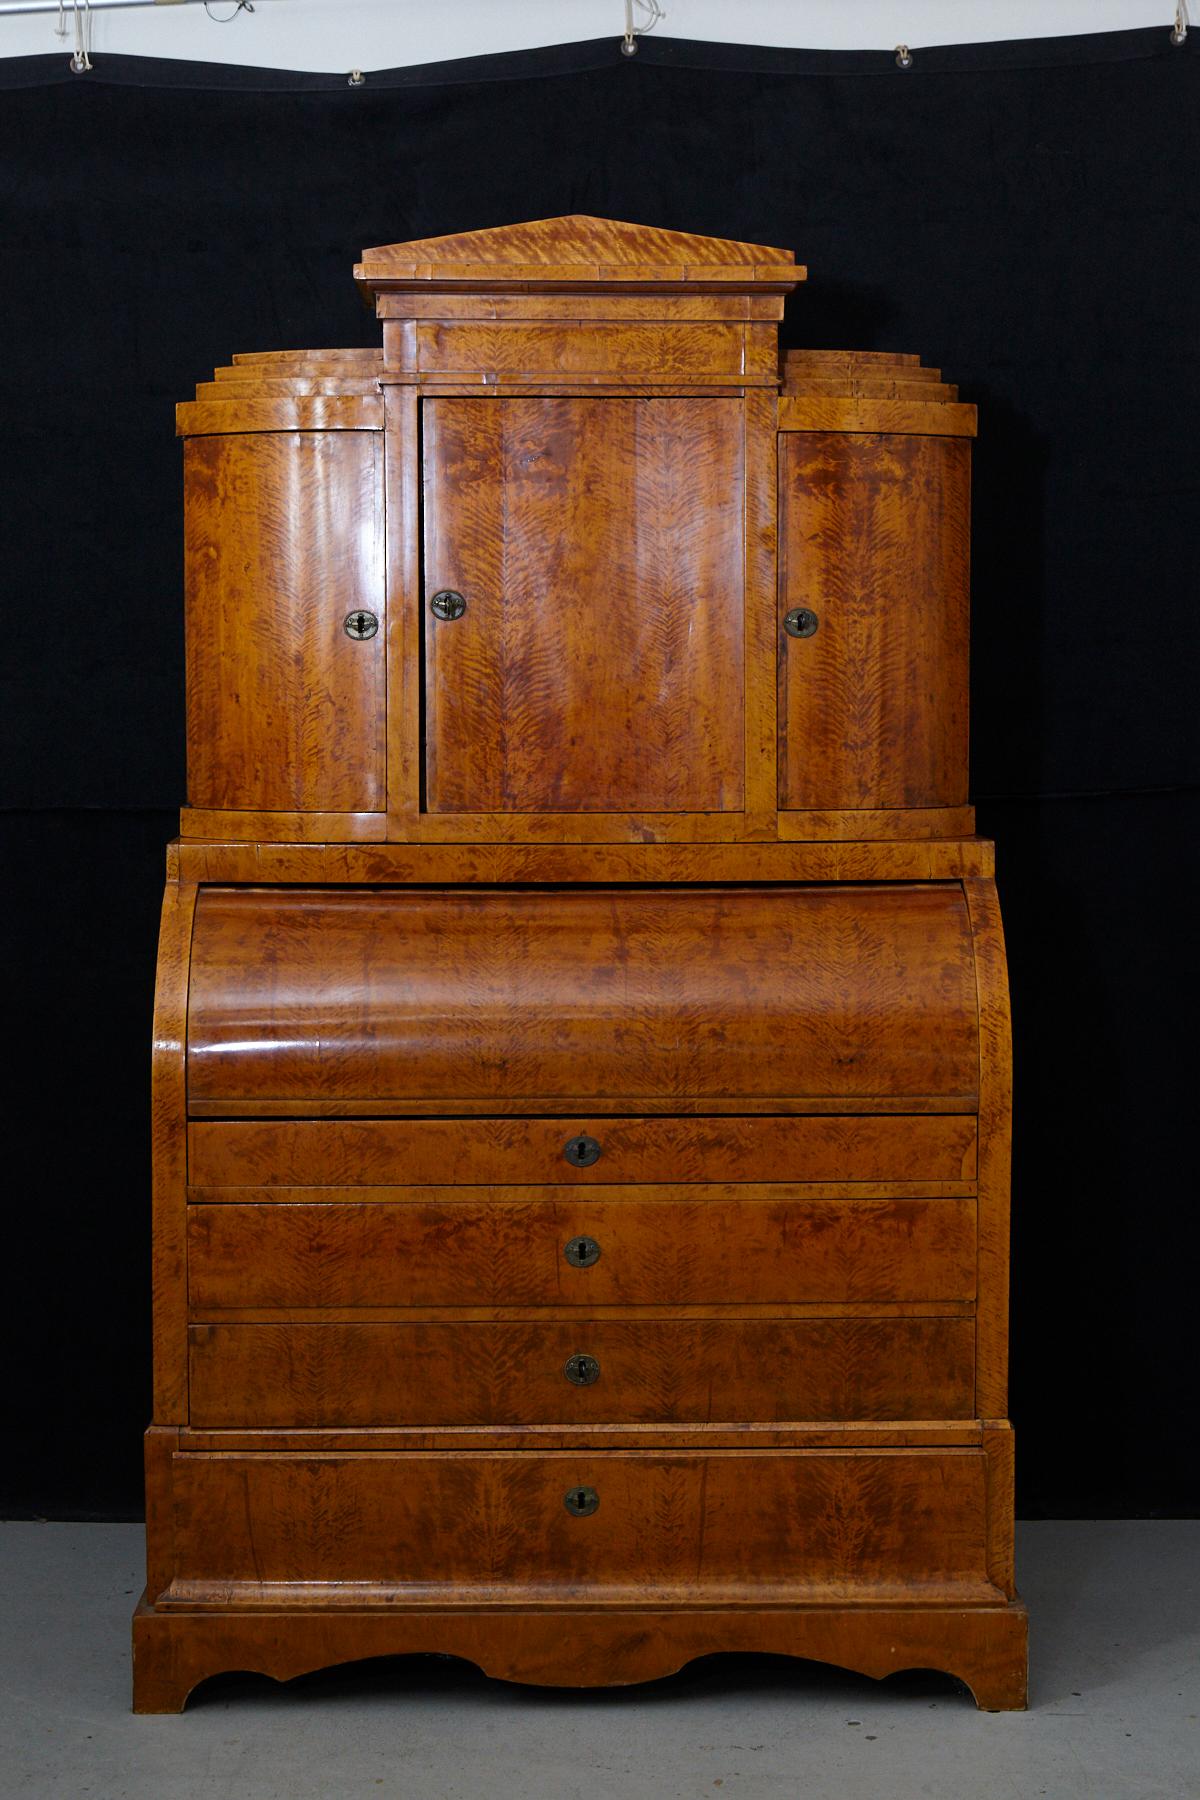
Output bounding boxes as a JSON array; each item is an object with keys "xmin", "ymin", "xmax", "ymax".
[{"xmin": 132, "ymin": 1595, "xmax": 1028, "ymax": 1713}]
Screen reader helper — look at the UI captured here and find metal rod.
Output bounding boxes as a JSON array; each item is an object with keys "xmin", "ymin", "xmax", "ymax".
[{"xmin": 0, "ymin": 0, "xmax": 279, "ymax": 13}]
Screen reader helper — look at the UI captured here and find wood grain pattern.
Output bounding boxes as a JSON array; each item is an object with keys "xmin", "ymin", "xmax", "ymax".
[
  {"xmin": 198, "ymin": 380, "xmax": 381, "ymax": 401},
  {"xmin": 394, "ymin": 372, "xmax": 754, "ymax": 395},
  {"xmin": 355, "ymin": 214, "xmax": 802, "ymax": 293},
  {"xmin": 179, "ymin": 810, "xmax": 386, "ymax": 843},
  {"xmin": 792, "ymin": 379, "xmax": 957, "ymax": 402},
  {"xmin": 185, "ymin": 884, "xmax": 979, "ymax": 1108},
  {"xmin": 384, "ymin": 382, "xmax": 423, "ymax": 830},
  {"xmin": 143, "ymin": 1428, "xmax": 178, "ymax": 1601},
  {"xmin": 983, "ymin": 1422, "xmax": 1017, "ymax": 1597},
  {"xmin": 175, "ymin": 396, "xmax": 383, "ymax": 435},
  {"xmin": 778, "ymin": 397, "xmax": 977, "ymax": 437},
  {"xmin": 189, "ymin": 1177, "xmax": 975, "ymax": 1201},
  {"xmin": 781, "ymin": 354, "xmax": 963, "ymax": 411},
  {"xmin": 965, "ymin": 878, "xmax": 1014, "ymax": 1417},
  {"xmin": 423, "ymin": 396, "xmax": 745, "ymax": 813},
  {"xmin": 366, "ymin": 263, "xmax": 794, "ymax": 288},
  {"xmin": 187, "ymin": 1317, "xmax": 975, "ymax": 1427},
  {"xmin": 778, "ymin": 432, "xmax": 970, "ymax": 809},
  {"xmin": 194, "ymin": 383, "xmax": 379, "ymax": 404},
  {"xmin": 187, "ymin": 1115, "xmax": 978, "ymax": 1189},
  {"xmin": 133, "ymin": 1595, "xmax": 1027, "ymax": 1712},
  {"xmin": 183, "ymin": 432, "xmax": 385, "ymax": 812},
  {"xmin": 212, "ymin": 365, "xmax": 380, "ymax": 387},
  {"xmin": 151, "ymin": 882, "xmax": 196, "ymax": 1421},
  {"xmin": 176, "ymin": 1421, "xmax": 987, "ymax": 1452},
  {"xmin": 172, "ymin": 837, "xmax": 997, "ymax": 885},
  {"xmin": 161, "ymin": 1445, "xmax": 997, "ymax": 1603},
  {"xmin": 379, "ymin": 293, "xmax": 786, "ymax": 320},
  {"xmin": 743, "ymin": 387, "xmax": 779, "ymax": 818},
  {"xmin": 176, "ymin": 817, "xmax": 978, "ymax": 849},
  {"xmin": 178, "ymin": 808, "xmax": 974, "ymax": 846},
  {"xmin": 184, "ymin": 1097, "xmax": 976, "ymax": 1121},
  {"xmin": 776, "ymin": 808, "xmax": 976, "ymax": 838},
  {"xmin": 411, "ymin": 323, "xmax": 751, "ymax": 378},
  {"xmin": 395, "ymin": 807, "xmax": 978, "ymax": 843},
  {"xmin": 785, "ymin": 349, "xmax": 919, "ymax": 365},
  {"xmin": 231, "ymin": 348, "xmax": 384, "ymax": 365},
  {"xmin": 187, "ymin": 1196, "xmax": 977, "ymax": 1309}
]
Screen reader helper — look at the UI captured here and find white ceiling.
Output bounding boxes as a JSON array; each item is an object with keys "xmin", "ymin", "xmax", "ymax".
[{"xmin": 0, "ymin": 0, "xmax": 1187, "ymax": 72}]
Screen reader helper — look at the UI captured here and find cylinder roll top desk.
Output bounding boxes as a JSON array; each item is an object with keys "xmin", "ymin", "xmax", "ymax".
[{"xmin": 132, "ymin": 216, "xmax": 1028, "ymax": 1712}]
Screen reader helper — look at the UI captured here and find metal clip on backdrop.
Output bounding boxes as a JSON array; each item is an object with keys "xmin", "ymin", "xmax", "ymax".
[
  {"xmin": 54, "ymin": 0, "xmax": 92, "ymax": 70},
  {"xmin": 620, "ymin": 0, "xmax": 665, "ymax": 58}
]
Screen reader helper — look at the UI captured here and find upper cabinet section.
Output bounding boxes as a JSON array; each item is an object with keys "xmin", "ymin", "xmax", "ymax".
[{"xmin": 176, "ymin": 217, "xmax": 978, "ymax": 844}]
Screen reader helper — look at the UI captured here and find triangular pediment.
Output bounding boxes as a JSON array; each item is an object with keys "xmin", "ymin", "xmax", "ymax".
[
  {"xmin": 360, "ymin": 215, "xmax": 795, "ymax": 269},
  {"xmin": 355, "ymin": 214, "xmax": 801, "ymax": 292}
]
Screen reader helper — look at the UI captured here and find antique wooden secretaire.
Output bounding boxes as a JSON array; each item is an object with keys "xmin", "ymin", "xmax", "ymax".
[{"xmin": 133, "ymin": 216, "xmax": 1027, "ymax": 1712}]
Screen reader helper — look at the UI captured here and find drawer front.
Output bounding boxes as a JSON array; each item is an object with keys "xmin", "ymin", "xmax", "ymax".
[
  {"xmin": 409, "ymin": 324, "xmax": 750, "ymax": 379},
  {"xmin": 188, "ymin": 1317, "xmax": 975, "ymax": 1427},
  {"xmin": 162, "ymin": 1445, "xmax": 1005, "ymax": 1607},
  {"xmin": 188, "ymin": 1115, "xmax": 978, "ymax": 1188},
  {"xmin": 188, "ymin": 1196, "xmax": 977, "ymax": 1309}
]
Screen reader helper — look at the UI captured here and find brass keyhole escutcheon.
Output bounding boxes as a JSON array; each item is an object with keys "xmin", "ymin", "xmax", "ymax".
[
  {"xmin": 564, "ymin": 1485, "xmax": 600, "ymax": 1517},
  {"xmin": 783, "ymin": 606, "xmax": 819, "ymax": 639},
  {"xmin": 429, "ymin": 589, "xmax": 467, "ymax": 621},
  {"xmin": 343, "ymin": 609, "xmax": 379, "ymax": 640},
  {"xmin": 563, "ymin": 1133, "xmax": 601, "ymax": 1168},
  {"xmin": 564, "ymin": 1235, "xmax": 601, "ymax": 1269},
  {"xmin": 564, "ymin": 1352, "xmax": 601, "ymax": 1387}
]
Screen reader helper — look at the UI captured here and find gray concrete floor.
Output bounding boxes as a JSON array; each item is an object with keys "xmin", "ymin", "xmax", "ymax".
[{"xmin": 0, "ymin": 1522, "xmax": 1195, "ymax": 1800}]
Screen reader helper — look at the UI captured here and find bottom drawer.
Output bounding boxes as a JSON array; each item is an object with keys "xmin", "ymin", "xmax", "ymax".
[
  {"xmin": 159, "ymin": 1444, "xmax": 1011, "ymax": 1608},
  {"xmin": 188, "ymin": 1317, "xmax": 975, "ymax": 1427}
]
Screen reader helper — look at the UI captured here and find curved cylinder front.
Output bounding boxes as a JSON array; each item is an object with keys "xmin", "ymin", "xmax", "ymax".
[{"xmin": 185, "ymin": 883, "xmax": 981, "ymax": 1111}]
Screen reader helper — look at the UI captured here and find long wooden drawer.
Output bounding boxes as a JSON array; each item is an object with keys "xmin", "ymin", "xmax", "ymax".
[
  {"xmin": 187, "ymin": 1317, "xmax": 975, "ymax": 1427},
  {"xmin": 187, "ymin": 1115, "xmax": 978, "ymax": 1188},
  {"xmin": 188, "ymin": 1195, "xmax": 977, "ymax": 1308},
  {"xmin": 157, "ymin": 1443, "xmax": 1011, "ymax": 1608}
]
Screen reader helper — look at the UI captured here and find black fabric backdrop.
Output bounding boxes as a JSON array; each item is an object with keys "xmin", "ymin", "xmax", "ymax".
[{"xmin": 0, "ymin": 28, "xmax": 1196, "ymax": 1517}]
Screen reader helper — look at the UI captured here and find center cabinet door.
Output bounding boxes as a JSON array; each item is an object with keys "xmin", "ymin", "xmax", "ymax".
[{"xmin": 421, "ymin": 397, "xmax": 745, "ymax": 814}]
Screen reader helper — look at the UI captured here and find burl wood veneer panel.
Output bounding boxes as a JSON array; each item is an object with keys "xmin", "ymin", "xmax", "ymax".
[
  {"xmin": 185, "ymin": 884, "xmax": 979, "ymax": 1108},
  {"xmin": 422, "ymin": 396, "xmax": 744, "ymax": 813}
]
